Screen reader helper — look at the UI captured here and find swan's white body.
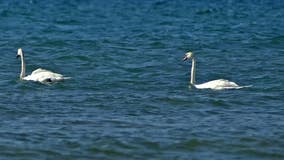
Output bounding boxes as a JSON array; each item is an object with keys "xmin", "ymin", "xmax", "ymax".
[
  {"xmin": 194, "ymin": 79, "xmax": 242, "ymax": 90},
  {"xmin": 17, "ymin": 48, "xmax": 69, "ymax": 83},
  {"xmin": 183, "ymin": 52, "xmax": 249, "ymax": 90},
  {"xmin": 23, "ymin": 68, "xmax": 66, "ymax": 82}
]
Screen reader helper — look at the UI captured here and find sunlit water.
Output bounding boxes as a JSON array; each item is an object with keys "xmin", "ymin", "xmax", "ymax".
[{"xmin": 0, "ymin": 0, "xmax": 283, "ymax": 159}]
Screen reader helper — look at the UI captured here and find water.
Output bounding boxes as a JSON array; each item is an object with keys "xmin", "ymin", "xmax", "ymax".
[{"xmin": 0, "ymin": 0, "xmax": 284, "ymax": 159}]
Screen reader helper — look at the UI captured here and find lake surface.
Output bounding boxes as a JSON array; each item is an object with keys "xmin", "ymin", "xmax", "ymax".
[{"xmin": 0, "ymin": 0, "xmax": 283, "ymax": 159}]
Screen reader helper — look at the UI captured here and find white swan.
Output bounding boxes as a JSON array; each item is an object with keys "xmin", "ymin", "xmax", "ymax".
[
  {"xmin": 17, "ymin": 48, "xmax": 70, "ymax": 83},
  {"xmin": 183, "ymin": 51, "xmax": 249, "ymax": 90}
]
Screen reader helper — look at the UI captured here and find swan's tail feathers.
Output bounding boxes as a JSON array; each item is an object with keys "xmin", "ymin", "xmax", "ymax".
[
  {"xmin": 63, "ymin": 77, "xmax": 71, "ymax": 80},
  {"xmin": 240, "ymin": 85, "xmax": 253, "ymax": 88},
  {"xmin": 227, "ymin": 85, "xmax": 252, "ymax": 90},
  {"xmin": 212, "ymin": 85, "xmax": 252, "ymax": 90}
]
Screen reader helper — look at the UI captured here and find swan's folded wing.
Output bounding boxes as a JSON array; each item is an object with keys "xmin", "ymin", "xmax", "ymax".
[
  {"xmin": 26, "ymin": 68, "xmax": 66, "ymax": 82},
  {"xmin": 37, "ymin": 72, "xmax": 64, "ymax": 82},
  {"xmin": 217, "ymin": 79, "xmax": 239, "ymax": 87},
  {"xmin": 31, "ymin": 68, "xmax": 49, "ymax": 75}
]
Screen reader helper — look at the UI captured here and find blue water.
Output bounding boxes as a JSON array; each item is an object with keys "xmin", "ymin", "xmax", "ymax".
[{"xmin": 0, "ymin": 0, "xmax": 284, "ymax": 159}]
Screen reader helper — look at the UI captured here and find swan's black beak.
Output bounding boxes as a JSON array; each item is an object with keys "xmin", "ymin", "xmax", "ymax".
[
  {"xmin": 182, "ymin": 56, "xmax": 188, "ymax": 61},
  {"xmin": 16, "ymin": 55, "xmax": 20, "ymax": 59}
]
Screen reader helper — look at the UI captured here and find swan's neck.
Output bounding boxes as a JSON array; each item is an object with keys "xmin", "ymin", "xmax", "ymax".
[
  {"xmin": 20, "ymin": 54, "xmax": 26, "ymax": 79},
  {"xmin": 190, "ymin": 57, "xmax": 196, "ymax": 85}
]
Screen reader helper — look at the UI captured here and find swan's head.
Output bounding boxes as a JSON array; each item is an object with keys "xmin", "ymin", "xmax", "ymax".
[
  {"xmin": 17, "ymin": 48, "xmax": 23, "ymax": 58},
  {"xmin": 183, "ymin": 51, "xmax": 194, "ymax": 61}
]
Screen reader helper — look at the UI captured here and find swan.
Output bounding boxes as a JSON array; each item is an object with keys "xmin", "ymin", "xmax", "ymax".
[
  {"xmin": 17, "ymin": 48, "xmax": 70, "ymax": 83},
  {"xmin": 183, "ymin": 51, "xmax": 249, "ymax": 90}
]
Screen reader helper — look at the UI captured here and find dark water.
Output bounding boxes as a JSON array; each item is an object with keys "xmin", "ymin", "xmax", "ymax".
[{"xmin": 0, "ymin": 0, "xmax": 284, "ymax": 159}]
